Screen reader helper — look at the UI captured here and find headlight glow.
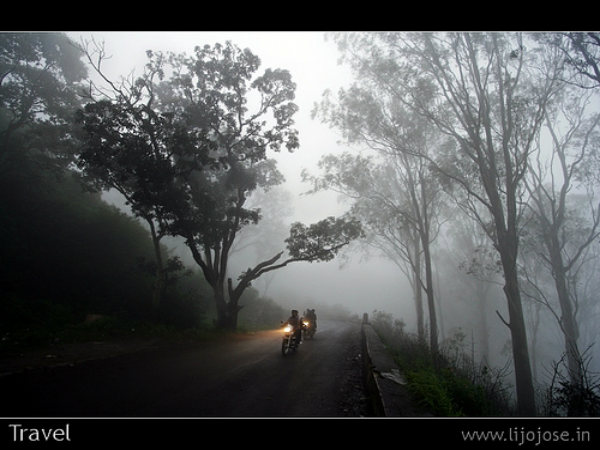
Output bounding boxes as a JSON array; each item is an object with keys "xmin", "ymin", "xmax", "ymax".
[{"xmin": 283, "ymin": 325, "xmax": 292, "ymax": 333}]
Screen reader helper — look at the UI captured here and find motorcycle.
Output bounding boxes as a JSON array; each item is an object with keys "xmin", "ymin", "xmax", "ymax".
[
  {"xmin": 302, "ymin": 319, "xmax": 316, "ymax": 340},
  {"xmin": 281, "ymin": 323, "xmax": 300, "ymax": 356}
]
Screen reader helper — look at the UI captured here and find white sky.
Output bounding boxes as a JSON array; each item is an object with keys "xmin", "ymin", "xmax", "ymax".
[
  {"xmin": 69, "ymin": 31, "xmax": 354, "ymax": 221},
  {"xmin": 62, "ymin": 32, "xmax": 600, "ymax": 375},
  {"xmin": 68, "ymin": 31, "xmax": 414, "ymax": 320}
]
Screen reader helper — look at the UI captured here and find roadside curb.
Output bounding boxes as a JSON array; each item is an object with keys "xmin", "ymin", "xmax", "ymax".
[{"xmin": 361, "ymin": 319, "xmax": 430, "ymax": 417}]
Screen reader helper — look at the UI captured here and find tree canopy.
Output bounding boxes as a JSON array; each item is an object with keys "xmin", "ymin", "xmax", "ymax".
[
  {"xmin": 1, "ymin": 32, "xmax": 88, "ymax": 172},
  {"xmin": 76, "ymin": 40, "xmax": 362, "ymax": 330}
]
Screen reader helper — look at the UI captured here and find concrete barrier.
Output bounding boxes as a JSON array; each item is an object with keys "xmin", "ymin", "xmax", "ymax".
[{"xmin": 361, "ymin": 319, "xmax": 431, "ymax": 417}]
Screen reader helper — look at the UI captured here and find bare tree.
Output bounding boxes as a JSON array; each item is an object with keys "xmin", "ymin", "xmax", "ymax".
[
  {"xmin": 555, "ymin": 32, "xmax": 600, "ymax": 89},
  {"xmin": 523, "ymin": 85, "xmax": 600, "ymax": 392},
  {"xmin": 442, "ymin": 210, "xmax": 503, "ymax": 365},
  {"xmin": 309, "ymin": 89, "xmax": 446, "ymax": 354},
  {"xmin": 329, "ymin": 31, "xmax": 565, "ymax": 415}
]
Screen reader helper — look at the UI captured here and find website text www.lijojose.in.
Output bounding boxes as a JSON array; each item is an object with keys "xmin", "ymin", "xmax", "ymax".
[{"xmin": 461, "ymin": 426, "xmax": 591, "ymax": 446}]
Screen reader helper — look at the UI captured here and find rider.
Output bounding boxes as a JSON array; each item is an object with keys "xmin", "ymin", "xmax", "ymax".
[
  {"xmin": 284, "ymin": 309, "xmax": 303, "ymax": 345},
  {"xmin": 305, "ymin": 308, "xmax": 317, "ymax": 332}
]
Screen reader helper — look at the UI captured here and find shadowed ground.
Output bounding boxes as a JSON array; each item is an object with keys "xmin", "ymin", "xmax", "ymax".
[{"xmin": 0, "ymin": 319, "xmax": 371, "ymax": 417}]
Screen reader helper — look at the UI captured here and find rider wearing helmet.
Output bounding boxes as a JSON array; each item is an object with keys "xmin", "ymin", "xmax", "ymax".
[
  {"xmin": 283, "ymin": 309, "xmax": 303, "ymax": 345},
  {"xmin": 303, "ymin": 308, "xmax": 317, "ymax": 333}
]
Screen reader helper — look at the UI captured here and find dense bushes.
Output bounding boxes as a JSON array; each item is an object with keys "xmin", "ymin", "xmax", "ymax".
[
  {"xmin": 1, "ymin": 32, "xmax": 289, "ymax": 345},
  {"xmin": 370, "ymin": 310, "xmax": 514, "ymax": 416},
  {"xmin": 541, "ymin": 348, "xmax": 600, "ymax": 416},
  {"xmin": 0, "ymin": 156, "xmax": 210, "ymax": 341},
  {"xmin": 0, "ymin": 155, "xmax": 291, "ymax": 345},
  {"xmin": 237, "ymin": 288, "xmax": 287, "ymax": 331}
]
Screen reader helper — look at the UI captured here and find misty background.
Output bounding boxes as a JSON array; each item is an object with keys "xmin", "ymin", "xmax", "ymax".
[
  {"xmin": 74, "ymin": 31, "xmax": 599, "ymax": 384},
  {"xmin": 2, "ymin": 31, "xmax": 599, "ymax": 416},
  {"xmin": 75, "ymin": 31, "xmax": 415, "ymax": 321}
]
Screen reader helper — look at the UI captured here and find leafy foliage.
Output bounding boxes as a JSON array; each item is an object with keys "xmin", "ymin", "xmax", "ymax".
[
  {"xmin": 153, "ymin": 42, "xmax": 299, "ymax": 249},
  {"xmin": 286, "ymin": 216, "xmax": 364, "ymax": 262},
  {"xmin": 0, "ymin": 152, "xmax": 213, "ymax": 341},
  {"xmin": 237, "ymin": 287, "xmax": 287, "ymax": 331},
  {"xmin": 1, "ymin": 32, "xmax": 87, "ymax": 171},
  {"xmin": 74, "ymin": 40, "xmax": 363, "ymax": 330},
  {"xmin": 0, "ymin": 158, "xmax": 148, "ymax": 323}
]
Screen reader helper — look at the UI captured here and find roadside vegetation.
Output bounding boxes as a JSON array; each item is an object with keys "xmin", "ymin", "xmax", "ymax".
[
  {"xmin": 371, "ymin": 310, "xmax": 600, "ymax": 416},
  {"xmin": 1, "ymin": 31, "xmax": 361, "ymax": 359},
  {"xmin": 0, "ymin": 154, "xmax": 286, "ymax": 353},
  {"xmin": 3, "ymin": 32, "xmax": 600, "ymax": 417},
  {"xmin": 370, "ymin": 311, "xmax": 515, "ymax": 416}
]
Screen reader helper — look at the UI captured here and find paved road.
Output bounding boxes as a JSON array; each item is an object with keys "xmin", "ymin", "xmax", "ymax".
[{"xmin": 0, "ymin": 319, "xmax": 368, "ymax": 417}]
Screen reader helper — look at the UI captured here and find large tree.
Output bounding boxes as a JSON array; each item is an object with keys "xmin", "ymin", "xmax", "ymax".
[
  {"xmin": 228, "ymin": 186, "xmax": 294, "ymax": 297},
  {"xmin": 76, "ymin": 39, "xmax": 205, "ymax": 312},
  {"xmin": 330, "ymin": 32, "xmax": 564, "ymax": 415},
  {"xmin": 308, "ymin": 91, "xmax": 446, "ymax": 352},
  {"xmin": 556, "ymin": 32, "xmax": 600, "ymax": 89},
  {"xmin": 523, "ymin": 84, "xmax": 600, "ymax": 393},
  {"xmin": 77, "ymin": 40, "xmax": 362, "ymax": 330}
]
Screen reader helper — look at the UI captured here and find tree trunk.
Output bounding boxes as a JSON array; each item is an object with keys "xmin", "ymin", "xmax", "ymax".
[
  {"xmin": 476, "ymin": 283, "xmax": 491, "ymax": 365},
  {"xmin": 213, "ymin": 285, "xmax": 240, "ymax": 331},
  {"xmin": 548, "ymin": 237, "xmax": 582, "ymax": 388},
  {"xmin": 414, "ymin": 275, "xmax": 425, "ymax": 344},
  {"xmin": 498, "ymin": 231, "xmax": 537, "ymax": 416},
  {"xmin": 413, "ymin": 239, "xmax": 426, "ymax": 344},
  {"xmin": 215, "ymin": 307, "xmax": 239, "ymax": 331},
  {"xmin": 419, "ymin": 177, "xmax": 438, "ymax": 356},
  {"xmin": 422, "ymin": 238, "xmax": 438, "ymax": 356},
  {"xmin": 530, "ymin": 303, "xmax": 542, "ymax": 384},
  {"xmin": 148, "ymin": 220, "xmax": 165, "ymax": 312}
]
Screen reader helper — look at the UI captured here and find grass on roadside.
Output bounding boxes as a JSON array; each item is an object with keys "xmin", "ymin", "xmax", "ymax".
[{"xmin": 370, "ymin": 310, "xmax": 514, "ymax": 417}]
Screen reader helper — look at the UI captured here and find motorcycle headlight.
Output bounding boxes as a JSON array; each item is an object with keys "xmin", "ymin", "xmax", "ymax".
[
  {"xmin": 303, "ymin": 321, "xmax": 309, "ymax": 326},
  {"xmin": 283, "ymin": 325, "xmax": 292, "ymax": 333}
]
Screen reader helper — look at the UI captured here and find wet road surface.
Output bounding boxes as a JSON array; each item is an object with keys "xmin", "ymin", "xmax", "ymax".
[{"xmin": 0, "ymin": 319, "xmax": 369, "ymax": 417}]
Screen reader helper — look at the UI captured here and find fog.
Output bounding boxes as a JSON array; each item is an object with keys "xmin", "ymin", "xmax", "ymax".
[
  {"xmin": 65, "ymin": 32, "xmax": 600, "ymax": 395},
  {"xmin": 4, "ymin": 31, "xmax": 600, "ymax": 418},
  {"xmin": 75, "ymin": 31, "xmax": 415, "ymax": 320}
]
